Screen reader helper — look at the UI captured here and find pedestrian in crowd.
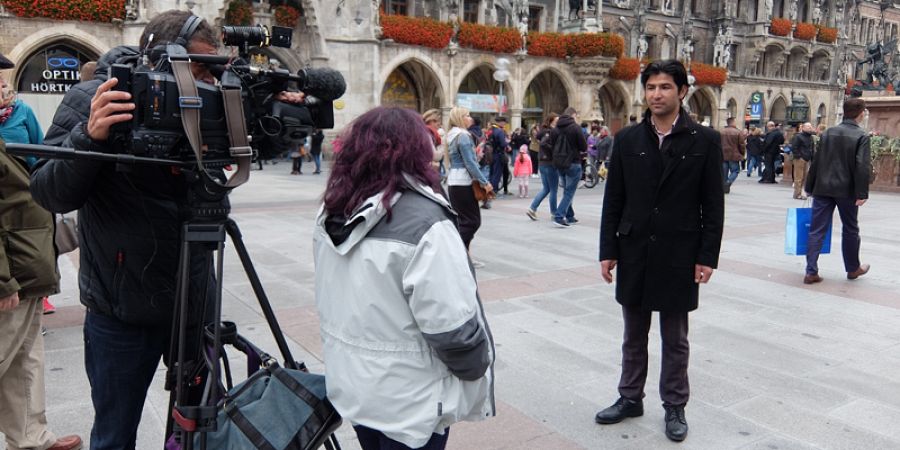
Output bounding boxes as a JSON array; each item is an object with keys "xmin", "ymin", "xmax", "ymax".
[
  {"xmin": 446, "ymin": 106, "xmax": 493, "ymax": 250},
  {"xmin": 310, "ymin": 128, "xmax": 325, "ymax": 174},
  {"xmin": 314, "ymin": 106, "xmax": 495, "ymax": 450},
  {"xmin": 790, "ymin": 122, "xmax": 815, "ymax": 200},
  {"xmin": 423, "ymin": 109, "xmax": 445, "ymax": 176},
  {"xmin": 291, "ymin": 135, "xmax": 309, "ymax": 174},
  {"xmin": 513, "ymin": 144, "xmax": 533, "ymax": 198},
  {"xmin": 720, "ymin": 117, "xmax": 745, "ymax": 194},
  {"xmin": 526, "ymin": 113, "xmax": 559, "ymax": 220},
  {"xmin": 80, "ymin": 61, "xmax": 98, "ymax": 82},
  {"xmin": 596, "ymin": 60, "xmax": 724, "ymax": 443},
  {"xmin": 30, "ymin": 11, "xmax": 264, "ymax": 448},
  {"xmin": 596, "ymin": 126, "xmax": 613, "ymax": 163},
  {"xmin": 745, "ymin": 126, "xmax": 764, "ymax": 177},
  {"xmin": 0, "ymin": 70, "xmax": 60, "ymax": 315},
  {"xmin": 548, "ymin": 107, "xmax": 586, "ymax": 228},
  {"xmin": 802, "ymin": 98, "xmax": 871, "ymax": 285},
  {"xmin": 528, "ymin": 124, "xmax": 540, "ymax": 176},
  {"xmin": 488, "ymin": 116, "xmax": 510, "ymax": 196},
  {"xmin": 759, "ymin": 121, "xmax": 784, "ymax": 183},
  {"xmin": 0, "ymin": 52, "xmax": 83, "ymax": 450}
]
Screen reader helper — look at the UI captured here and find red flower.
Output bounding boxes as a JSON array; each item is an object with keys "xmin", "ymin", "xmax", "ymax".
[
  {"xmin": 1, "ymin": 0, "xmax": 125, "ymax": 22},
  {"xmin": 770, "ymin": 18, "xmax": 792, "ymax": 37},
  {"xmin": 689, "ymin": 62, "xmax": 728, "ymax": 87},
  {"xmin": 380, "ymin": 14, "xmax": 453, "ymax": 49},
  {"xmin": 793, "ymin": 22, "xmax": 817, "ymax": 41},
  {"xmin": 817, "ymin": 26, "xmax": 838, "ymax": 43},
  {"xmin": 609, "ymin": 57, "xmax": 640, "ymax": 80},
  {"xmin": 225, "ymin": 1, "xmax": 253, "ymax": 26},
  {"xmin": 458, "ymin": 22, "xmax": 520, "ymax": 53},
  {"xmin": 274, "ymin": 5, "xmax": 300, "ymax": 28}
]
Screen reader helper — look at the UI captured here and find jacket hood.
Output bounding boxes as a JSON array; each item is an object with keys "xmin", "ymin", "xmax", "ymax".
[
  {"xmin": 556, "ymin": 115, "xmax": 577, "ymax": 129},
  {"xmin": 93, "ymin": 46, "xmax": 142, "ymax": 81},
  {"xmin": 315, "ymin": 174, "xmax": 453, "ymax": 255},
  {"xmin": 447, "ymin": 127, "xmax": 467, "ymax": 147}
]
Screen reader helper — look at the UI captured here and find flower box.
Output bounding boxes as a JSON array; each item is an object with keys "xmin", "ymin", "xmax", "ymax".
[
  {"xmin": 226, "ymin": 0, "xmax": 253, "ymax": 26},
  {"xmin": 274, "ymin": 5, "xmax": 301, "ymax": 28},
  {"xmin": 817, "ymin": 26, "xmax": 838, "ymax": 43},
  {"xmin": 794, "ymin": 22, "xmax": 817, "ymax": 41},
  {"xmin": 380, "ymin": 14, "xmax": 453, "ymax": 49},
  {"xmin": 0, "ymin": 0, "xmax": 125, "ymax": 22},
  {"xmin": 770, "ymin": 18, "xmax": 792, "ymax": 37},
  {"xmin": 690, "ymin": 62, "xmax": 727, "ymax": 86},
  {"xmin": 609, "ymin": 57, "xmax": 640, "ymax": 80},
  {"xmin": 458, "ymin": 22, "xmax": 521, "ymax": 54}
]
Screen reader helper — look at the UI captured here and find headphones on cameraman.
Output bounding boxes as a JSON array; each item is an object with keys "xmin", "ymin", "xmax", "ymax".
[{"xmin": 175, "ymin": 14, "xmax": 204, "ymax": 48}]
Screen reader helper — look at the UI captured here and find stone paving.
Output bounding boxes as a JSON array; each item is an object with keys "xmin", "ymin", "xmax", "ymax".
[{"xmin": 22, "ymin": 163, "xmax": 900, "ymax": 450}]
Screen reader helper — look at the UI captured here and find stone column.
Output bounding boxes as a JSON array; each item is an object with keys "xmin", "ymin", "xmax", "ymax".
[{"xmin": 511, "ymin": 108, "xmax": 524, "ymax": 130}]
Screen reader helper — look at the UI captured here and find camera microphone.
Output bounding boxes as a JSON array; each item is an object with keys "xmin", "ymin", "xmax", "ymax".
[{"xmin": 296, "ymin": 68, "xmax": 346, "ymax": 102}]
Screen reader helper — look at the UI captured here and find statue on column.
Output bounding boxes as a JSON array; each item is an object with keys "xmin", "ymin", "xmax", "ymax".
[
  {"xmin": 681, "ymin": 39, "xmax": 694, "ymax": 67},
  {"xmin": 765, "ymin": 0, "xmax": 773, "ymax": 21},
  {"xmin": 518, "ymin": 15, "xmax": 529, "ymax": 53},
  {"xmin": 713, "ymin": 26, "xmax": 730, "ymax": 67},
  {"xmin": 812, "ymin": 0, "xmax": 823, "ymax": 24},
  {"xmin": 637, "ymin": 35, "xmax": 649, "ymax": 61},
  {"xmin": 788, "ymin": 0, "xmax": 798, "ymax": 21}
]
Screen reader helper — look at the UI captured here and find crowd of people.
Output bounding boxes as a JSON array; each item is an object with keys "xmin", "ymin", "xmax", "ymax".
[{"xmin": 0, "ymin": 16, "xmax": 877, "ymax": 448}]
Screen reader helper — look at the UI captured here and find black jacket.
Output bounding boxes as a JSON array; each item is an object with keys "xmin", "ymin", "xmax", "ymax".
[
  {"xmin": 790, "ymin": 131, "xmax": 814, "ymax": 162},
  {"xmin": 746, "ymin": 135, "xmax": 764, "ymax": 157},
  {"xmin": 763, "ymin": 129, "xmax": 785, "ymax": 155},
  {"xmin": 548, "ymin": 115, "xmax": 587, "ymax": 167},
  {"xmin": 599, "ymin": 109, "xmax": 724, "ymax": 312},
  {"xmin": 31, "ymin": 46, "xmax": 220, "ymax": 326},
  {"xmin": 805, "ymin": 119, "xmax": 870, "ymax": 200}
]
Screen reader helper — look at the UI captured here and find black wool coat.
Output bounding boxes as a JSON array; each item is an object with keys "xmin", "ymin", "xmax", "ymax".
[{"xmin": 599, "ymin": 109, "xmax": 724, "ymax": 312}]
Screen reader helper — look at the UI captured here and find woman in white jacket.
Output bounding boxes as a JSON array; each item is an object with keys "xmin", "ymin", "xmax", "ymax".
[{"xmin": 313, "ymin": 107, "xmax": 496, "ymax": 450}]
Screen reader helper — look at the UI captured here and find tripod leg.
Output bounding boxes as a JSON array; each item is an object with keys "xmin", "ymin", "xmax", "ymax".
[
  {"xmin": 165, "ymin": 233, "xmax": 194, "ymax": 449},
  {"xmin": 224, "ymin": 219, "xmax": 298, "ymax": 369}
]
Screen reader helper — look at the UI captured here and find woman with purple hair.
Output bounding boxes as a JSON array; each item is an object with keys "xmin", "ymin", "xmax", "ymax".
[{"xmin": 313, "ymin": 107, "xmax": 495, "ymax": 450}]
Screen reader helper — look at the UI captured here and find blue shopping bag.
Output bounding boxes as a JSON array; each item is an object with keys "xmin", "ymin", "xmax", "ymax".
[{"xmin": 785, "ymin": 207, "xmax": 831, "ymax": 255}]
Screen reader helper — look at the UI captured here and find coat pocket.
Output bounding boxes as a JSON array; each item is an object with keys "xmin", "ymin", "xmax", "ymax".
[
  {"xmin": 617, "ymin": 221, "xmax": 633, "ymax": 236},
  {"xmin": 7, "ymin": 227, "xmax": 56, "ymax": 292}
]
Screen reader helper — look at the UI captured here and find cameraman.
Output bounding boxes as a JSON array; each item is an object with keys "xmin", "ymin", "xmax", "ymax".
[{"xmin": 31, "ymin": 11, "xmax": 231, "ymax": 449}]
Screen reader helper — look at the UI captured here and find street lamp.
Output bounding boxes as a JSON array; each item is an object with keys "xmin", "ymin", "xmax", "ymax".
[{"xmin": 493, "ymin": 58, "xmax": 510, "ymax": 115}]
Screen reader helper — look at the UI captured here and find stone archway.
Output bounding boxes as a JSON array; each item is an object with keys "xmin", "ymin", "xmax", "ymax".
[
  {"xmin": 686, "ymin": 87, "xmax": 716, "ymax": 126},
  {"xmin": 598, "ymin": 80, "xmax": 629, "ymax": 134},
  {"xmin": 456, "ymin": 63, "xmax": 512, "ymax": 126},
  {"xmin": 522, "ymin": 70, "xmax": 569, "ymax": 131},
  {"xmin": 787, "ymin": 46, "xmax": 810, "ymax": 80},
  {"xmin": 380, "ymin": 59, "xmax": 444, "ymax": 113},
  {"xmin": 770, "ymin": 95, "xmax": 788, "ymax": 124}
]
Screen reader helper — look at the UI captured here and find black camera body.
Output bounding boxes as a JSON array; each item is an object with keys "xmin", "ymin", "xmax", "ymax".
[{"xmin": 108, "ymin": 25, "xmax": 345, "ymax": 164}]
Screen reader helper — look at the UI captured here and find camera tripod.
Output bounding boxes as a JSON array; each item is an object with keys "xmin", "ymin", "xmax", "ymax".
[{"xmin": 6, "ymin": 144, "xmax": 336, "ymax": 450}]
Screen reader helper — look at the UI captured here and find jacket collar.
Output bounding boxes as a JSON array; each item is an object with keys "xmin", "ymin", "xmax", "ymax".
[
  {"xmin": 642, "ymin": 107, "xmax": 697, "ymax": 137},
  {"xmin": 841, "ymin": 119, "xmax": 862, "ymax": 129}
]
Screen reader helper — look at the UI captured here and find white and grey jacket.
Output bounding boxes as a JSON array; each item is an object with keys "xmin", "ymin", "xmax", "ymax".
[{"xmin": 313, "ymin": 176, "xmax": 495, "ymax": 448}]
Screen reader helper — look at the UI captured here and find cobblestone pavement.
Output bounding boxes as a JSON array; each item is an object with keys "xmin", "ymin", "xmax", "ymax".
[{"xmin": 31, "ymin": 164, "xmax": 900, "ymax": 450}]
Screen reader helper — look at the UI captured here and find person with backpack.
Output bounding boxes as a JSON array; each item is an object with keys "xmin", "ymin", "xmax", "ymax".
[
  {"xmin": 526, "ymin": 114, "xmax": 559, "ymax": 220},
  {"xmin": 548, "ymin": 107, "xmax": 587, "ymax": 227},
  {"xmin": 488, "ymin": 117, "xmax": 510, "ymax": 195}
]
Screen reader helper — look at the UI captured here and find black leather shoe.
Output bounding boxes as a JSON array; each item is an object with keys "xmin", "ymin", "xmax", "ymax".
[
  {"xmin": 664, "ymin": 405, "xmax": 688, "ymax": 442},
  {"xmin": 594, "ymin": 397, "xmax": 643, "ymax": 424}
]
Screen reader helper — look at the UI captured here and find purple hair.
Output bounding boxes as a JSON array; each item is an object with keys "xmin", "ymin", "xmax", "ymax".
[{"xmin": 324, "ymin": 107, "xmax": 442, "ymax": 218}]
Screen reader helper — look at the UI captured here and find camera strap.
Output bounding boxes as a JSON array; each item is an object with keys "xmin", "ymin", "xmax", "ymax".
[{"xmin": 172, "ymin": 59, "xmax": 250, "ymax": 188}]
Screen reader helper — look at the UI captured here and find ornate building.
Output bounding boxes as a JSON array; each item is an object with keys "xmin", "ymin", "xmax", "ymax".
[{"xmin": 1, "ymin": 0, "xmax": 898, "ymax": 136}]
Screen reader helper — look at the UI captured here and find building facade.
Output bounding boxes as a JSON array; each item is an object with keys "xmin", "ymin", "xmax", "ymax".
[{"xmin": 1, "ymin": 0, "xmax": 898, "ymax": 137}]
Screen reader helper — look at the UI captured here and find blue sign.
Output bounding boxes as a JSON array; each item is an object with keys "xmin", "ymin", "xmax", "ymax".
[{"xmin": 749, "ymin": 92, "xmax": 764, "ymax": 121}]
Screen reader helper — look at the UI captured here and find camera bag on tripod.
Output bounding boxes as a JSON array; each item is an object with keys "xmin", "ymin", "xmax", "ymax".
[{"xmin": 184, "ymin": 328, "xmax": 342, "ymax": 450}]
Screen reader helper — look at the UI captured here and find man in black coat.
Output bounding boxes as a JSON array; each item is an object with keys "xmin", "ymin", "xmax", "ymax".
[
  {"xmin": 29, "ymin": 11, "xmax": 227, "ymax": 448},
  {"xmin": 760, "ymin": 121, "xmax": 784, "ymax": 183},
  {"xmin": 802, "ymin": 98, "xmax": 871, "ymax": 285},
  {"xmin": 596, "ymin": 60, "xmax": 724, "ymax": 442}
]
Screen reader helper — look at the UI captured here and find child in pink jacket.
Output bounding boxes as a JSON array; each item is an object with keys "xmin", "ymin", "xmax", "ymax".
[{"xmin": 513, "ymin": 145, "xmax": 533, "ymax": 198}]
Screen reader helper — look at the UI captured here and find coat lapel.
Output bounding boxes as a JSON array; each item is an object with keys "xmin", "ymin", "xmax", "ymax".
[{"xmin": 654, "ymin": 109, "xmax": 697, "ymax": 190}]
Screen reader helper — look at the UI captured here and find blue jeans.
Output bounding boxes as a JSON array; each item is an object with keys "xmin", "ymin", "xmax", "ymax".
[
  {"xmin": 722, "ymin": 161, "xmax": 740, "ymax": 185},
  {"xmin": 746, "ymin": 155, "xmax": 762, "ymax": 176},
  {"xmin": 312, "ymin": 152, "xmax": 322, "ymax": 172},
  {"xmin": 529, "ymin": 165, "xmax": 559, "ymax": 216},
  {"xmin": 84, "ymin": 311, "xmax": 169, "ymax": 449},
  {"xmin": 555, "ymin": 163, "xmax": 582, "ymax": 222},
  {"xmin": 806, "ymin": 196, "xmax": 861, "ymax": 276}
]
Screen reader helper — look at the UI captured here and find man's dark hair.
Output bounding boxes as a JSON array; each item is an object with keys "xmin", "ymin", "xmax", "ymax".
[
  {"xmin": 472, "ymin": 117, "xmax": 482, "ymax": 127},
  {"xmin": 139, "ymin": 10, "xmax": 218, "ymax": 51},
  {"xmin": 640, "ymin": 59, "xmax": 689, "ymax": 90},
  {"xmin": 580, "ymin": 121, "xmax": 589, "ymax": 128},
  {"xmin": 495, "ymin": 116, "xmax": 508, "ymax": 123},
  {"xmin": 563, "ymin": 107, "xmax": 577, "ymax": 116},
  {"xmin": 726, "ymin": 117, "xmax": 735, "ymax": 126},
  {"xmin": 843, "ymin": 98, "xmax": 866, "ymax": 119}
]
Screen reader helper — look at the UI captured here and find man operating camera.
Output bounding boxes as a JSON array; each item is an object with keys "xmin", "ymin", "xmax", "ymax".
[{"xmin": 30, "ymin": 11, "xmax": 302, "ymax": 448}]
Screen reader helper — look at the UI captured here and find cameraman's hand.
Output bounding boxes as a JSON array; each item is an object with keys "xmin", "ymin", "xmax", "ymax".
[
  {"xmin": 87, "ymin": 78, "xmax": 135, "ymax": 142},
  {"xmin": 276, "ymin": 91, "xmax": 306, "ymax": 104},
  {"xmin": 0, "ymin": 292, "xmax": 19, "ymax": 311}
]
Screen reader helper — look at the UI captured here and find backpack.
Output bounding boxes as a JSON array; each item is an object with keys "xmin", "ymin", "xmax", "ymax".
[
  {"xmin": 480, "ymin": 132, "xmax": 494, "ymax": 166},
  {"xmin": 552, "ymin": 134, "xmax": 573, "ymax": 170}
]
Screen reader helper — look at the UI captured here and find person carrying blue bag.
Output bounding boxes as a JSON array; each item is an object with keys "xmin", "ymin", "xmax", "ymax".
[{"xmin": 801, "ymin": 98, "xmax": 871, "ymax": 285}]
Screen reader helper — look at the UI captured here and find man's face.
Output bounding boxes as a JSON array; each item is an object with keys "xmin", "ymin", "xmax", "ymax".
[
  {"xmin": 643, "ymin": 73, "xmax": 686, "ymax": 118},
  {"xmin": 0, "ymin": 76, "xmax": 13, "ymax": 107},
  {"xmin": 186, "ymin": 40, "xmax": 218, "ymax": 84}
]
